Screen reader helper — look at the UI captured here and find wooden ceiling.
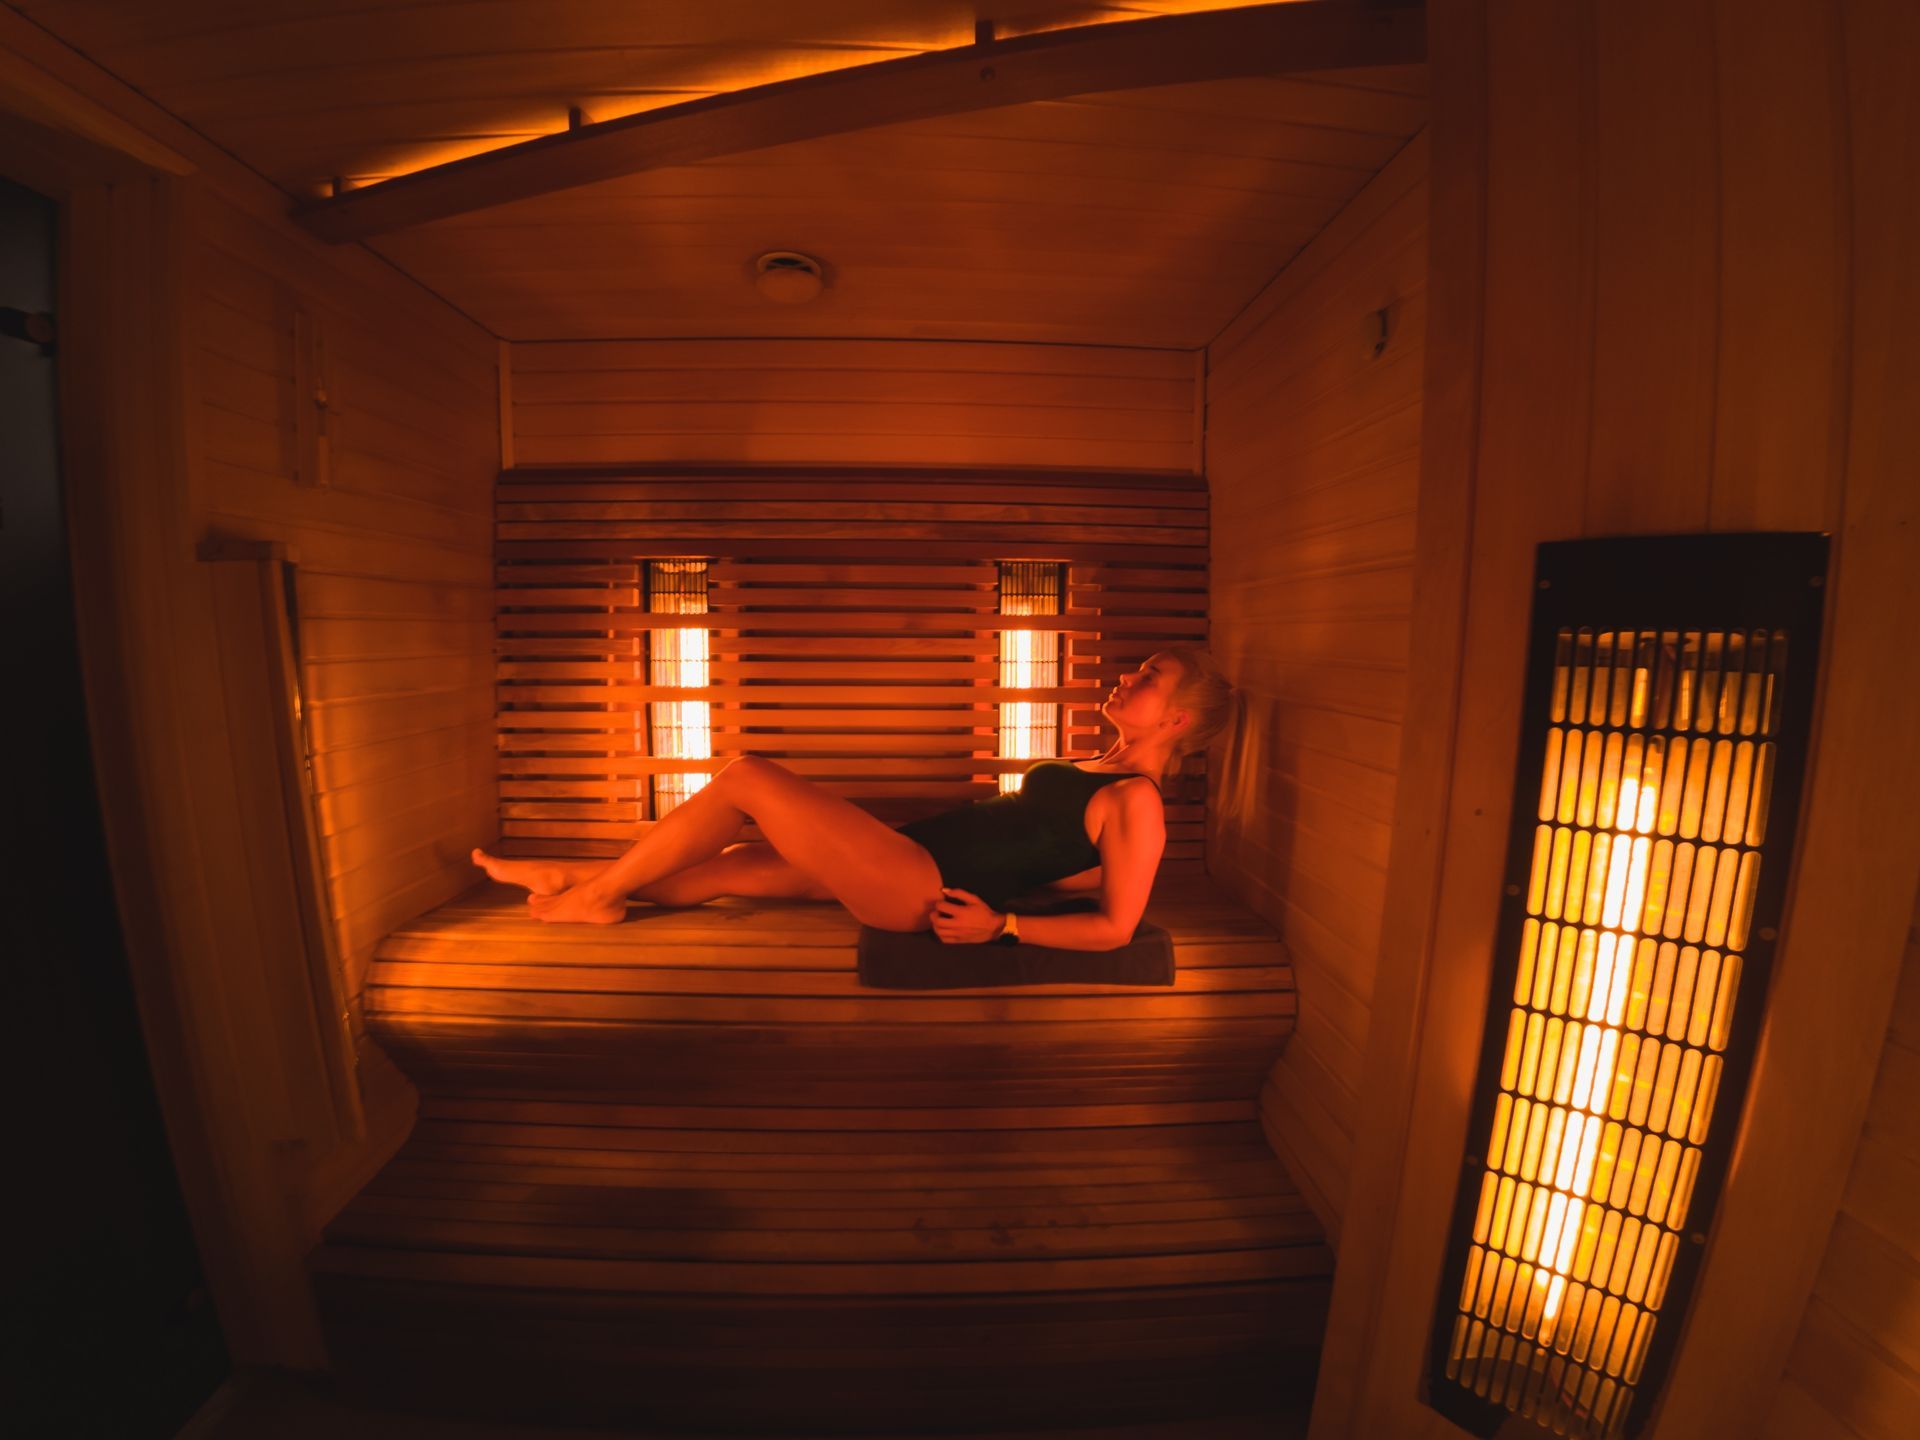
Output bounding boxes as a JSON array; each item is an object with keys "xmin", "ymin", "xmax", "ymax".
[{"xmin": 17, "ymin": 1, "xmax": 1427, "ymax": 346}]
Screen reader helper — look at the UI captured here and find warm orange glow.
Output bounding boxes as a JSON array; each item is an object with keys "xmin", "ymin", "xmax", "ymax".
[
  {"xmin": 999, "ymin": 562, "xmax": 1061, "ymax": 793},
  {"xmin": 648, "ymin": 561, "xmax": 712, "ymax": 817},
  {"xmin": 1445, "ymin": 628, "xmax": 1780, "ymax": 1436},
  {"xmin": 323, "ymin": 2, "xmax": 1295, "ymax": 191}
]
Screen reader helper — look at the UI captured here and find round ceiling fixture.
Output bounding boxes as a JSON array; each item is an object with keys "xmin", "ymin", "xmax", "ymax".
[{"xmin": 754, "ymin": 250, "xmax": 825, "ymax": 305}]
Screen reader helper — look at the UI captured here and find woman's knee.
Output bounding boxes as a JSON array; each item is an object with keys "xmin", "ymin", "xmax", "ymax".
[{"xmin": 712, "ymin": 754, "xmax": 774, "ymax": 802}]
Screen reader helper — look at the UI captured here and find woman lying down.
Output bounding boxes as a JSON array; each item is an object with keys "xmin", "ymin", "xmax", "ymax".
[{"xmin": 474, "ymin": 647, "xmax": 1240, "ymax": 951}]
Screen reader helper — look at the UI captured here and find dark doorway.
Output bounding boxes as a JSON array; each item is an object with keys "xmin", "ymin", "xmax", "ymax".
[{"xmin": 2, "ymin": 172, "xmax": 231, "ymax": 1434}]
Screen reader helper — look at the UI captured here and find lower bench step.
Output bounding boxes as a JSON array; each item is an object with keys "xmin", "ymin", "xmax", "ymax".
[
  {"xmin": 309, "ymin": 1096, "xmax": 1333, "ymax": 1434},
  {"xmin": 315, "ymin": 1286, "xmax": 1327, "ymax": 1433}
]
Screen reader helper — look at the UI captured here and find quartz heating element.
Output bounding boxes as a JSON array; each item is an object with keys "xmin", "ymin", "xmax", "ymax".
[
  {"xmin": 997, "ymin": 561, "xmax": 1062, "ymax": 794},
  {"xmin": 1426, "ymin": 534, "xmax": 1827, "ymax": 1440},
  {"xmin": 646, "ymin": 559, "xmax": 712, "ymax": 817}
]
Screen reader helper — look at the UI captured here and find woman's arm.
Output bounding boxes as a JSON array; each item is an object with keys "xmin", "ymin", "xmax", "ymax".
[
  {"xmin": 1037, "ymin": 865, "xmax": 1103, "ymax": 893},
  {"xmin": 1004, "ymin": 781, "xmax": 1165, "ymax": 951}
]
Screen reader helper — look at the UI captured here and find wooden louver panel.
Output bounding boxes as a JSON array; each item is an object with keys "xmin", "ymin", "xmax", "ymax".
[{"xmin": 495, "ymin": 467, "xmax": 1208, "ymax": 862}]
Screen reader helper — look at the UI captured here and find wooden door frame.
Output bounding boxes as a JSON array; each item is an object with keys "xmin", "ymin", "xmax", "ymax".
[{"xmin": 0, "ymin": 100, "xmax": 337, "ymax": 1367}]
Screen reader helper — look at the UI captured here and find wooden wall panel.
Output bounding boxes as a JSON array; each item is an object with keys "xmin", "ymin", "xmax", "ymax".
[
  {"xmin": 14, "ymin": 2, "xmax": 1285, "ymax": 191},
  {"xmin": 15, "ymin": 3, "xmax": 1426, "ymax": 347},
  {"xmin": 509, "ymin": 339, "xmax": 1201, "ymax": 472},
  {"xmin": 1319, "ymin": 2, "xmax": 1920, "ymax": 1438},
  {"xmin": 1763, "ymin": 889, "xmax": 1920, "ymax": 1440},
  {"xmin": 493, "ymin": 470, "xmax": 1211, "ymax": 869},
  {"xmin": 1203, "ymin": 133, "xmax": 1429, "ymax": 1241},
  {"xmin": 183, "ymin": 183, "xmax": 501, "ymax": 1015},
  {"xmin": 500, "ymin": 338, "xmax": 1207, "ymax": 864},
  {"xmin": 369, "ymin": 72, "xmax": 1426, "ymax": 348},
  {"xmin": 0, "ymin": 1, "xmax": 518, "ymax": 1367}
]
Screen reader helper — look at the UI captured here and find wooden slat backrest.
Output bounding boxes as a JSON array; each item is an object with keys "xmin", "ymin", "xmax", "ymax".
[{"xmin": 495, "ymin": 466, "xmax": 1209, "ymax": 860}]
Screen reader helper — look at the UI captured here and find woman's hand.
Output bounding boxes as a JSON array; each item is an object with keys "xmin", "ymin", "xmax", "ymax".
[{"xmin": 930, "ymin": 887, "xmax": 1005, "ymax": 944}]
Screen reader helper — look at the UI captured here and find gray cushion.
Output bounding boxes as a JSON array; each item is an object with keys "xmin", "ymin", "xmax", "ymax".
[{"xmin": 856, "ymin": 895, "xmax": 1175, "ymax": 988}]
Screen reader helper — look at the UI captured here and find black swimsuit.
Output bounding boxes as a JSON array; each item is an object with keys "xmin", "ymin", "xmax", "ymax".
[{"xmin": 894, "ymin": 758, "xmax": 1161, "ymax": 910}]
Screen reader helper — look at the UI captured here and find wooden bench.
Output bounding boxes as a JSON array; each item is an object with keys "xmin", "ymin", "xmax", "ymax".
[
  {"xmin": 359, "ymin": 875, "xmax": 1298, "ymax": 1107},
  {"xmin": 311, "ymin": 873, "xmax": 1329, "ymax": 1433}
]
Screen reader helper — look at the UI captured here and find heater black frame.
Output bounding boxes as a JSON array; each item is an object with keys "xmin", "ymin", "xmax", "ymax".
[
  {"xmin": 997, "ymin": 559, "xmax": 1065, "ymax": 778},
  {"xmin": 642, "ymin": 557, "xmax": 713, "ymax": 819},
  {"xmin": 1421, "ymin": 531, "xmax": 1831, "ymax": 1439}
]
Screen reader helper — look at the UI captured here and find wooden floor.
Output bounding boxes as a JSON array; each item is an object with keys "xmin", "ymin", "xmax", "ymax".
[
  {"xmin": 312, "ymin": 876, "xmax": 1330, "ymax": 1434},
  {"xmin": 184, "ymin": 1366, "xmax": 1308, "ymax": 1440}
]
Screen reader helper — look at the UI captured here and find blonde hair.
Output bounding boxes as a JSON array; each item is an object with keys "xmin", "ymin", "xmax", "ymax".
[
  {"xmin": 1156, "ymin": 646, "xmax": 1254, "ymax": 826},
  {"xmin": 1158, "ymin": 647, "xmax": 1241, "ymax": 763}
]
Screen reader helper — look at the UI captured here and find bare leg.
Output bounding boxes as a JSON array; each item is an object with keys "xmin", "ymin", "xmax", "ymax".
[
  {"xmin": 475, "ymin": 832, "xmax": 829, "ymax": 911},
  {"xmin": 470, "ymin": 851, "xmax": 609, "ymax": 896},
  {"xmin": 632, "ymin": 841, "xmax": 835, "ymax": 906},
  {"xmin": 530, "ymin": 756, "xmax": 942, "ymax": 930},
  {"xmin": 523, "ymin": 770, "xmax": 753, "ymax": 924}
]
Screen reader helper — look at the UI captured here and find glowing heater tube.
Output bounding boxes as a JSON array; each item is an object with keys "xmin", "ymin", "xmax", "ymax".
[
  {"xmin": 646, "ymin": 560, "xmax": 712, "ymax": 818},
  {"xmin": 998, "ymin": 561, "xmax": 1061, "ymax": 794},
  {"xmin": 1425, "ymin": 534, "xmax": 1828, "ymax": 1440}
]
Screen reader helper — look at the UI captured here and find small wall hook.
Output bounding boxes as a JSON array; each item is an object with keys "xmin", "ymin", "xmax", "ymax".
[{"xmin": 1368, "ymin": 305, "xmax": 1391, "ymax": 359}]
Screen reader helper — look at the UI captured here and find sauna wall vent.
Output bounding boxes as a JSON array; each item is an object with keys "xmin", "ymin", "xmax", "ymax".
[{"xmin": 1425, "ymin": 532, "xmax": 1829, "ymax": 1440}]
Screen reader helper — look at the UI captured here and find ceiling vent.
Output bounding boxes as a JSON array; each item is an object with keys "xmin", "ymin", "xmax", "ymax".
[{"xmin": 754, "ymin": 251, "xmax": 825, "ymax": 305}]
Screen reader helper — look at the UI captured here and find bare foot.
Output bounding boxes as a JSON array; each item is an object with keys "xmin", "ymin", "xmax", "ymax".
[
  {"xmin": 527, "ymin": 884, "xmax": 629, "ymax": 926},
  {"xmin": 471, "ymin": 847, "xmax": 568, "ymax": 896}
]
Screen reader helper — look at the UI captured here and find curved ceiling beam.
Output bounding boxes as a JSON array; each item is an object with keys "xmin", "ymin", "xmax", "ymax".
[{"xmin": 291, "ymin": 0, "xmax": 1425, "ymax": 243}]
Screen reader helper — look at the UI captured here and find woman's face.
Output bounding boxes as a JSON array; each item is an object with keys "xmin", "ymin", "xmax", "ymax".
[{"xmin": 1102, "ymin": 653, "xmax": 1188, "ymax": 739}]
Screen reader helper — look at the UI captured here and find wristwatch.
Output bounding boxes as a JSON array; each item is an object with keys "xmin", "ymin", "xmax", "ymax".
[{"xmin": 996, "ymin": 911, "xmax": 1021, "ymax": 946}]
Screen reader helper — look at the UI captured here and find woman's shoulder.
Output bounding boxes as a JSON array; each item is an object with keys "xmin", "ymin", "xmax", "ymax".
[
  {"xmin": 1080, "ymin": 769, "xmax": 1167, "ymax": 851},
  {"xmin": 1071, "ymin": 762, "xmax": 1162, "ymax": 791},
  {"xmin": 1079, "ymin": 771, "xmax": 1164, "ymax": 818}
]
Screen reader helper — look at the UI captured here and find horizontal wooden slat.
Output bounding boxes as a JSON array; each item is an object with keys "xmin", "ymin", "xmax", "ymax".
[
  {"xmin": 507, "ymin": 341, "xmax": 1203, "ymax": 461},
  {"xmin": 511, "ymin": 343, "xmax": 1197, "ymax": 381},
  {"xmin": 325, "ymin": 867, "xmax": 1321, "ymax": 1426},
  {"xmin": 507, "ymin": 370, "xmax": 1198, "ymax": 412},
  {"xmin": 174, "ymin": 171, "xmax": 501, "ymax": 1037},
  {"xmin": 495, "ymin": 614, "xmax": 1205, "ymax": 636},
  {"xmin": 415, "ymin": 1096, "xmax": 1259, "ymax": 1129},
  {"xmin": 488, "ymin": 755, "xmax": 1175, "ymax": 780},
  {"xmin": 501, "ymin": 520, "xmax": 1204, "ymax": 545},
  {"xmin": 499, "ymin": 538, "xmax": 1206, "ymax": 564},
  {"xmin": 493, "ymin": 488, "xmax": 1210, "ymax": 852},
  {"xmin": 501, "ymin": 498, "xmax": 1206, "ymax": 526},
  {"xmin": 312, "ymin": 1214, "xmax": 1326, "ymax": 1292},
  {"xmin": 362, "ymin": 876, "xmax": 1293, "ymax": 1096},
  {"xmin": 1208, "ymin": 132, "xmax": 1429, "ymax": 1241}
]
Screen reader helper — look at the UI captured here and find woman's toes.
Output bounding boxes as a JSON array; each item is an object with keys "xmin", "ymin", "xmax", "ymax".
[{"xmin": 474, "ymin": 850, "xmax": 516, "ymax": 885}]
